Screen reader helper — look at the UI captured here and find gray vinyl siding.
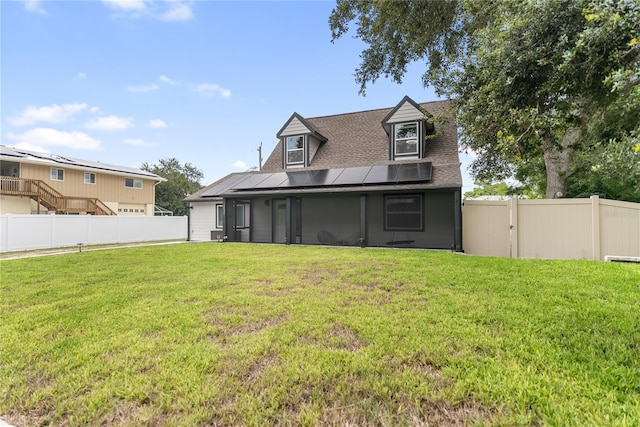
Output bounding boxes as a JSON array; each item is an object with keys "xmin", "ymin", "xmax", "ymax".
[
  {"xmin": 250, "ymin": 197, "xmax": 272, "ymax": 243},
  {"xmin": 301, "ymin": 195, "xmax": 360, "ymax": 245},
  {"xmin": 189, "ymin": 201, "xmax": 218, "ymax": 241},
  {"xmin": 279, "ymin": 117, "xmax": 309, "ymax": 136},
  {"xmin": 386, "ymin": 101, "xmax": 423, "ymax": 123}
]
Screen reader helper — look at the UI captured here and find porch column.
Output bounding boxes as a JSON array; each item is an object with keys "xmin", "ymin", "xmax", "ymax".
[
  {"xmin": 360, "ymin": 194, "xmax": 368, "ymax": 247},
  {"xmin": 285, "ymin": 197, "xmax": 292, "ymax": 245},
  {"xmin": 223, "ymin": 198, "xmax": 237, "ymax": 242}
]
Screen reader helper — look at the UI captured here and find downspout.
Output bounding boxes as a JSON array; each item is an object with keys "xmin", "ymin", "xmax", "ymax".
[
  {"xmin": 152, "ymin": 180, "xmax": 161, "ymax": 217},
  {"xmin": 454, "ymin": 188, "xmax": 462, "ymax": 252}
]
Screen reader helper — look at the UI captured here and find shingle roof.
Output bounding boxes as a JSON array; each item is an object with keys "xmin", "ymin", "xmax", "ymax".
[
  {"xmin": 261, "ymin": 99, "xmax": 461, "ymax": 188},
  {"xmin": 187, "ymin": 98, "xmax": 461, "ymax": 201}
]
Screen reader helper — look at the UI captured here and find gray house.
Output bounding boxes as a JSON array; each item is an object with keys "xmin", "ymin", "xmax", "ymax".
[{"xmin": 185, "ymin": 96, "xmax": 463, "ymax": 250}]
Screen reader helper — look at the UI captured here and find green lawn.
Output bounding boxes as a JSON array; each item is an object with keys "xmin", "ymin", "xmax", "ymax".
[{"xmin": 1, "ymin": 243, "xmax": 639, "ymax": 426}]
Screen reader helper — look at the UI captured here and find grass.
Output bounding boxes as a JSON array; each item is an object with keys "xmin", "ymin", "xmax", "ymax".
[{"xmin": 1, "ymin": 243, "xmax": 639, "ymax": 426}]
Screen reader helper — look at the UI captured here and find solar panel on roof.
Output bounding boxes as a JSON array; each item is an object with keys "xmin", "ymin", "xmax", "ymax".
[
  {"xmin": 224, "ymin": 162, "xmax": 432, "ymax": 193},
  {"xmin": 283, "ymin": 170, "xmax": 315, "ymax": 187},
  {"xmin": 363, "ymin": 165, "xmax": 394, "ymax": 184},
  {"xmin": 395, "ymin": 162, "xmax": 432, "ymax": 182},
  {"xmin": 254, "ymin": 172, "xmax": 288, "ymax": 188},
  {"xmin": 201, "ymin": 174, "xmax": 252, "ymax": 197},
  {"xmin": 332, "ymin": 166, "xmax": 371, "ymax": 186},
  {"xmin": 232, "ymin": 173, "xmax": 274, "ymax": 189}
]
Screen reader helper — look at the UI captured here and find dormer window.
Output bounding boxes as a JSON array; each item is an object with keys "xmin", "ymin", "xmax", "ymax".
[
  {"xmin": 394, "ymin": 122, "xmax": 419, "ymax": 157},
  {"xmin": 286, "ymin": 135, "xmax": 305, "ymax": 165}
]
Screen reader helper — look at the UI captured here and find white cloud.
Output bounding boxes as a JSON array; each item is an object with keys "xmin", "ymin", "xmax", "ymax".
[
  {"xmin": 159, "ymin": 75, "xmax": 176, "ymax": 84},
  {"xmin": 23, "ymin": 0, "xmax": 47, "ymax": 15},
  {"xmin": 8, "ymin": 103, "xmax": 88, "ymax": 126},
  {"xmin": 102, "ymin": 0, "xmax": 193, "ymax": 21},
  {"xmin": 127, "ymin": 83, "xmax": 159, "ymax": 93},
  {"xmin": 148, "ymin": 119, "xmax": 167, "ymax": 128},
  {"xmin": 101, "ymin": 0, "xmax": 146, "ymax": 11},
  {"xmin": 7, "ymin": 128, "xmax": 102, "ymax": 150},
  {"xmin": 232, "ymin": 160, "xmax": 247, "ymax": 170},
  {"xmin": 157, "ymin": 1, "xmax": 193, "ymax": 22},
  {"xmin": 89, "ymin": 106, "xmax": 102, "ymax": 114},
  {"xmin": 77, "ymin": 72, "xmax": 87, "ymax": 80},
  {"xmin": 85, "ymin": 115, "xmax": 135, "ymax": 131},
  {"xmin": 123, "ymin": 138, "xmax": 154, "ymax": 147},
  {"xmin": 197, "ymin": 83, "xmax": 232, "ymax": 99}
]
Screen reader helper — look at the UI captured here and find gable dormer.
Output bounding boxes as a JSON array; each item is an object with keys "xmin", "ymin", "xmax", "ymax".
[
  {"xmin": 277, "ymin": 113, "xmax": 327, "ymax": 168},
  {"xmin": 381, "ymin": 96, "xmax": 435, "ymax": 161}
]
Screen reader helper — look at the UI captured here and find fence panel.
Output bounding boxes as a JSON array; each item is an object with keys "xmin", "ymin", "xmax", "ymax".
[
  {"xmin": 516, "ymin": 199, "xmax": 594, "ymax": 260},
  {"xmin": 599, "ymin": 199, "xmax": 640, "ymax": 258},
  {"xmin": 462, "ymin": 200, "xmax": 511, "ymax": 257},
  {"xmin": 462, "ymin": 196, "xmax": 640, "ymax": 260},
  {"xmin": 0, "ymin": 215, "xmax": 187, "ymax": 252}
]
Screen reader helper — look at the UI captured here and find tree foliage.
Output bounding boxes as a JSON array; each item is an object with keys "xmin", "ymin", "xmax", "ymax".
[
  {"xmin": 330, "ymin": 0, "xmax": 640, "ymax": 200},
  {"xmin": 141, "ymin": 158, "xmax": 204, "ymax": 216}
]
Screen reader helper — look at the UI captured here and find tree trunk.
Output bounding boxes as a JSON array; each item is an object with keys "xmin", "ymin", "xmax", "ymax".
[{"xmin": 541, "ymin": 127, "xmax": 579, "ymax": 198}]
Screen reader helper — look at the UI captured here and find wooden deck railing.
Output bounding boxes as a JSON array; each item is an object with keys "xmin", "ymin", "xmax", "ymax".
[{"xmin": 0, "ymin": 176, "xmax": 116, "ymax": 215}]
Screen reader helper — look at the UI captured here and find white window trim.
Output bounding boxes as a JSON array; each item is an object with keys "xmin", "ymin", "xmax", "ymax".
[
  {"xmin": 84, "ymin": 172, "xmax": 96, "ymax": 185},
  {"xmin": 124, "ymin": 177, "xmax": 143, "ymax": 189},
  {"xmin": 216, "ymin": 204, "xmax": 224, "ymax": 229},
  {"xmin": 285, "ymin": 135, "xmax": 305, "ymax": 166},
  {"xmin": 50, "ymin": 167, "xmax": 64, "ymax": 181},
  {"xmin": 393, "ymin": 122, "xmax": 419, "ymax": 157}
]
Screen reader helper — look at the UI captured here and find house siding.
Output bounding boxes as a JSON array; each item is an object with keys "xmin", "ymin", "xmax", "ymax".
[
  {"xmin": 189, "ymin": 201, "xmax": 218, "ymax": 241},
  {"xmin": 385, "ymin": 102, "xmax": 424, "ymax": 123},
  {"xmin": 308, "ymin": 135, "xmax": 322, "ymax": 165},
  {"xmin": 19, "ymin": 162, "xmax": 156, "ymax": 210},
  {"xmin": 279, "ymin": 117, "xmax": 309, "ymax": 136}
]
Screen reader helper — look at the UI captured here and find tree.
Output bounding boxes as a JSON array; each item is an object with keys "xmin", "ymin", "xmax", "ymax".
[
  {"xmin": 330, "ymin": 0, "xmax": 640, "ymax": 200},
  {"xmin": 141, "ymin": 158, "xmax": 204, "ymax": 216}
]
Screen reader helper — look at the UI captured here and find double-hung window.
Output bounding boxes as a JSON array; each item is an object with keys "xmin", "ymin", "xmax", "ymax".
[
  {"xmin": 384, "ymin": 194, "xmax": 423, "ymax": 231},
  {"xmin": 125, "ymin": 178, "xmax": 143, "ymax": 189},
  {"xmin": 286, "ymin": 135, "xmax": 304, "ymax": 165},
  {"xmin": 394, "ymin": 122, "xmax": 419, "ymax": 157},
  {"xmin": 50, "ymin": 168, "xmax": 64, "ymax": 181},
  {"xmin": 84, "ymin": 172, "xmax": 96, "ymax": 184}
]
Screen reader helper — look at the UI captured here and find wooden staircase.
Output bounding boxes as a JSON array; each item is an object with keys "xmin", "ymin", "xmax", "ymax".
[{"xmin": 0, "ymin": 176, "xmax": 116, "ymax": 215}]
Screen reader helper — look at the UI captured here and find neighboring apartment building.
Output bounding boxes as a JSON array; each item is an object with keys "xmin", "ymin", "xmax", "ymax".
[
  {"xmin": 185, "ymin": 96, "xmax": 463, "ymax": 250},
  {"xmin": 0, "ymin": 145, "xmax": 165, "ymax": 215}
]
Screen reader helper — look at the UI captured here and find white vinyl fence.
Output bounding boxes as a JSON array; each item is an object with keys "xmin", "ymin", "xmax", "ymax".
[
  {"xmin": 462, "ymin": 196, "xmax": 640, "ymax": 260},
  {"xmin": 0, "ymin": 215, "xmax": 187, "ymax": 252}
]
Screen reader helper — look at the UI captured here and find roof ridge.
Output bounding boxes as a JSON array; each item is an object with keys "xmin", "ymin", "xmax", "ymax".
[{"xmin": 305, "ymin": 99, "xmax": 448, "ymax": 121}]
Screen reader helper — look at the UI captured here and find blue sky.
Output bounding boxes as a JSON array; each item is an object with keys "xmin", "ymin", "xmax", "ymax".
[{"xmin": 1, "ymin": 0, "xmax": 473, "ymax": 191}]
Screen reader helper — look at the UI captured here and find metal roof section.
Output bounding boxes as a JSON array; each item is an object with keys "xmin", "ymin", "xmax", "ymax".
[{"xmin": 0, "ymin": 145, "xmax": 165, "ymax": 181}]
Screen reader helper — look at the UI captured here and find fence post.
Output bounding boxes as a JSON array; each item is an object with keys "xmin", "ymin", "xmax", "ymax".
[
  {"xmin": 591, "ymin": 195, "xmax": 601, "ymax": 260},
  {"xmin": 510, "ymin": 197, "xmax": 519, "ymax": 258}
]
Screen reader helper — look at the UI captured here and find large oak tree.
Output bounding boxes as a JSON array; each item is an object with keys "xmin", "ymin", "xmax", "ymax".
[
  {"xmin": 330, "ymin": 0, "xmax": 639, "ymax": 200},
  {"xmin": 141, "ymin": 158, "xmax": 204, "ymax": 216}
]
